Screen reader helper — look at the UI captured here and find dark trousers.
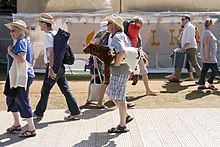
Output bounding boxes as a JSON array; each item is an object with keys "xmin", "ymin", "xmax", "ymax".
[
  {"xmin": 198, "ymin": 63, "xmax": 218, "ymax": 85},
  {"xmin": 6, "ymin": 77, "xmax": 34, "ymax": 118},
  {"xmin": 34, "ymin": 65, "xmax": 80, "ymax": 117}
]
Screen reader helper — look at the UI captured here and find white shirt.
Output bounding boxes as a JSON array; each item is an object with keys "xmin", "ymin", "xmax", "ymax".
[
  {"xmin": 181, "ymin": 22, "xmax": 197, "ymax": 49},
  {"xmin": 44, "ymin": 30, "xmax": 57, "ymax": 64}
]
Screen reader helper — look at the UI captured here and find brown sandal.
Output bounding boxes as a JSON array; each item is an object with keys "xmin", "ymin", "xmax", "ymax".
[
  {"xmin": 19, "ymin": 130, "xmax": 36, "ymax": 138},
  {"xmin": 6, "ymin": 125, "xmax": 22, "ymax": 132}
]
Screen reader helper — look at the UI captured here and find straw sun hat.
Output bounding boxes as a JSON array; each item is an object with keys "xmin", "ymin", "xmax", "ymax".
[
  {"xmin": 106, "ymin": 14, "xmax": 124, "ymax": 32},
  {"xmin": 5, "ymin": 19, "xmax": 29, "ymax": 35},
  {"xmin": 36, "ymin": 13, "xmax": 56, "ymax": 25}
]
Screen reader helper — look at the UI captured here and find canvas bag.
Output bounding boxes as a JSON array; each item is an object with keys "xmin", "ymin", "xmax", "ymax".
[{"xmin": 88, "ymin": 67, "xmax": 103, "ymax": 101}]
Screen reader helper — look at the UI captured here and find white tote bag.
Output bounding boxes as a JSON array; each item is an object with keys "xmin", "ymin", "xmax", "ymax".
[{"xmin": 88, "ymin": 68, "xmax": 103, "ymax": 101}]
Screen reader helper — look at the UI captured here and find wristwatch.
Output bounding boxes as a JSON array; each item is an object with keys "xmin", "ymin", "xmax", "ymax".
[{"xmin": 49, "ymin": 66, "xmax": 53, "ymax": 70}]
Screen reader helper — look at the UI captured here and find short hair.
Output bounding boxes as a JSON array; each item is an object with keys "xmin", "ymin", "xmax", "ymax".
[{"xmin": 182, "ymin": 14, "xmax": 191, "ymax": 21}]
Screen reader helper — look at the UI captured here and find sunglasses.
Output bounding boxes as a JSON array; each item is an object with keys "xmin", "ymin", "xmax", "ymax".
[
  {"xmin": 9, "ymin": 29, "xmax": 17, "ymax": 33},
  {"xmin": 181, "ymin": 18, "xmax": 186, "ymax": 21}
]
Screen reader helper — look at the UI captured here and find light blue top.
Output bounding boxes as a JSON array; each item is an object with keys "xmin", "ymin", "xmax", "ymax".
[
  {"xmin": 200, "ymin": 29, "xmax": 218, "ymax": 63},
  {"xmin": 110, "ymin": 31, "xmax": 131, "ymax": 75}
]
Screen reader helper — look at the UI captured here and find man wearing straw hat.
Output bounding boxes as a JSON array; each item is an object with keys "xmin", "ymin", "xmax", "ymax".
[{"xmin": 33, "ymin": 13, "xmax": 81, "ymax": 121}]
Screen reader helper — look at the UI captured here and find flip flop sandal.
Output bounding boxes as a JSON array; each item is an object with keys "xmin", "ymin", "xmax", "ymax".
[
  {"xmin": 127, "ymin": 103, "xmax": 135, "ymax": 109},
  {"xmin": 6, "ymin": 125, "xmax": 22, "ymax": 132},
  {"xmin": 96, "ymin": 105, "xmax": 105, "ymax": 109},
  {"xmin": 19, "ymin": 130, "xmax": 36, "ymax": 138},
  {"xmin": 126, "ymin": 115, "xmax": 134, "ymax": 124},
  {"xmin": 108, "ymin": 125, "xmax": 129, "ymax": 133}
]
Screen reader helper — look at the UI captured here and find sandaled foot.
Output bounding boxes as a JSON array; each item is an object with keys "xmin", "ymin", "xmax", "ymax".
[
  {"xmin": 19, "ymin": 130, "xmax": 36, "ymax": 138},
  {"xmin": 6, "ymin": 125, "xmax": 22, "ymax": 132},
  {"xmin": 208, "ymin": 85, "xmax": 218, "ymax": 90},
  {"xmin": 168, "ymin": 78, "xmax": 181, "ymax": 82},
  {"xmin": 85, "ymin": 101, "xmax": 93, "ymax": 105},
  {"xmin": 127, "ymin": 102, "xmax": 135, "ymax": 109},
  {"xmin": 184, "ymin": 77, "xmax": 194, "ymax": 81},
  {"xmin": 126, "ymin": 115, "xmax": 134, "ymax": 124},
  {"xmin": 96, "ymin": 105, "xmax": 105, "ymax": 109},
  {"xmin": 108, "ymin": 125, "xmax": 129, "ymax": 133}
]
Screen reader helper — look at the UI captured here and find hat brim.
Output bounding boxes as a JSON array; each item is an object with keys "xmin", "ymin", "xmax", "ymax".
[
  {"xmin": 99, "ymin": 26, "xmax": 107, "ymax": 32},
  {"xmin": 106, "ymin": 17, "xmax": 124, "ymax": 32},
  {"xmin": 36, "ymin": 17, "xmax": 56, "ymax": 26},
  {"xmin": 5, "ymin": 23, "xmax": 29, "ymax": 35}
]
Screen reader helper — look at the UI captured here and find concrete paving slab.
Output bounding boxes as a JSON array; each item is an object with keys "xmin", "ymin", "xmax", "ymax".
[{"xmin": 1, "ymin": 108, "xmax": 220, "ymax": 147}]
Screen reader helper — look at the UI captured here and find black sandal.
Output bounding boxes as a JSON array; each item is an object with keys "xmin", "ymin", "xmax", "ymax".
[
  {"xmin": 127, "ymin": 103, "xmax": 135, "ymax": 109},
  {"xmin": 126, "ymin": 115, "xmax": 134, "ymax": 124},
  {"xmin": 108, "ymin": 125, "xmax": 129, "ymax": 133}
]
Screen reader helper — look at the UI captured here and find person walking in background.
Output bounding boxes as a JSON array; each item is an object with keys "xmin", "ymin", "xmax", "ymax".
[
  {"xmin": 198, "ymin": 19, "xmax": 218, "ymax": 90},
  {"xmin": 4, "ymin": 20, "xmax": 36, "ymax": 137},
  {"xmin": 169, "ymin": 15, "xmax": 201, "ymax": 82},
  {"xmin": 129, "ymin": 16, "xmax": 157, "ymax": 94},
  {"xmin": 105, "ymin": 14, "xmax": 134, "ymax": 133},
  {"xmin": 33, "ymin": 13, "xmax": 81, "ymax": 121},
  {"xmin": 165, "ymin": 25, "xmax": 195, "ymax": 81},
  {"xmin": 85, "ymin": 21, "xmax": 109, "ymax": 108}
]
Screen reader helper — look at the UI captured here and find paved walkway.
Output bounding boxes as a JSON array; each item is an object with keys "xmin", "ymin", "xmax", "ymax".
[{"xmin": 1, "ymin": 108, "xmax": 220, "ymax": 147}]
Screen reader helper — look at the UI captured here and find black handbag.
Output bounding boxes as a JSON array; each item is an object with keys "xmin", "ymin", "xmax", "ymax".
[
  {"xmin": 62, "ymin": 44, "xmax": 75, "ymax": 65},
  {"xmin": 3, "ymin": 75, "xmax": 19, "ymax": 98}
]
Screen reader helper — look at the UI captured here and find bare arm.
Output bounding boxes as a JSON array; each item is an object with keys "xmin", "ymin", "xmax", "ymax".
[
  {"xmin": 114, "ymin": 50, "xmax": 127, "ymax": 66},
  {"xmin": 180, "ymin": 42, "xmax": 189, "ymax": 53},
  {"xmin": 204, "ymin": 34, "xmax": 211, "ymax": 61}
]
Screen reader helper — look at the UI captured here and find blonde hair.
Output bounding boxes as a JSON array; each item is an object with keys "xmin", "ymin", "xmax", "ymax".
[{"xmin": 133, "ymin": 16, "xmax": 143, "ymax": 24}]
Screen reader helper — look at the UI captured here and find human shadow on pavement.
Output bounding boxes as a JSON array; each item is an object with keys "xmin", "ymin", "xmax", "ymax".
[
  {"xmin": 185, "ymin": 89, "xmax": 220, "ymax": 100},
  {"xmin": 161, "ymin": 81, "xmax": 195, "ymax": 93},
  {"xmin": 73, "ymin": 132, "xmax": 120, "ymax": 147},
  {"xmin": 126, "ymin": 94, "xmax": 148, "ymax": 103},
  {"xmin": 80, "ymin": 109, "xmax": 115, "ymax": 120},
  {"xmin": 0, "ymin": 131, "xmax": 26, "ymax": 147}
]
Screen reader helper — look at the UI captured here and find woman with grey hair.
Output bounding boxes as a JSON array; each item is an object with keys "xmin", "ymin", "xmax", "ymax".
[
  {"xmin": 4, "ymin": 20, "xmax": 36, "ymax": 137},
  {"xmin": 105, "ymin": 14, "xmax": 133, "ymax": 133}
]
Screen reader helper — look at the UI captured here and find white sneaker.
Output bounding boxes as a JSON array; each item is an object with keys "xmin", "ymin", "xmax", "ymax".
[{"xmin": 64, "ymin": 113, "xmax": 82, "ymax": 121}]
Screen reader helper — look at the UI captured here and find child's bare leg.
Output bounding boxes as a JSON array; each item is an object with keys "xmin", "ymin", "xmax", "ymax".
[{"xmin": 114, "ymin": 50, "xmax": 126, "ymax": 66}]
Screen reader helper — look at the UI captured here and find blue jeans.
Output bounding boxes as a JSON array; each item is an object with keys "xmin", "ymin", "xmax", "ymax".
[
  {"xmin": 34, "ymin": 65, "xmax": 80, "ymax": 117},
  {"xmin": 198, "ymin": 63, "xmax": 218, "ymax": 85}
]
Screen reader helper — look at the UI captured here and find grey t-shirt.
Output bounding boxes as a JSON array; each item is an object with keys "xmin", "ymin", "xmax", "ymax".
[
  {"xmin": 200, "ymin": 29, "xmax": 218, "ymax": 63},
  {"xmin": 110, "ymin": 31, "xmax": 131, "ymax": 75}
]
